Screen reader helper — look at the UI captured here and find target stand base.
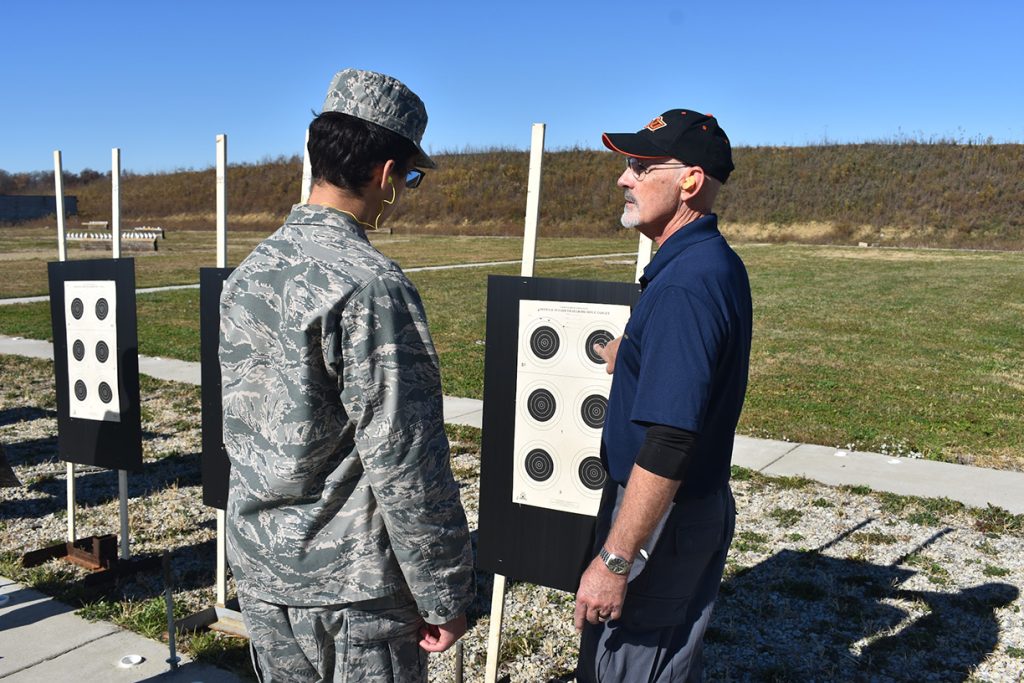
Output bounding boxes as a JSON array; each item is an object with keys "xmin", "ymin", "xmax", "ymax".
[
  {"xmin": 21, "ymin": 535, "xmax": 160, "ymax": 586},
  {"xmin": 176, "ymin": 600, "xmax": 248, "ymax": 638}
]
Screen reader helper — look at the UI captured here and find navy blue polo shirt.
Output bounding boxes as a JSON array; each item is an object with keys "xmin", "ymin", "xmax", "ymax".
[{"xmin": 601, "ymin": 214, "xmax": 752, "ymax": 498}]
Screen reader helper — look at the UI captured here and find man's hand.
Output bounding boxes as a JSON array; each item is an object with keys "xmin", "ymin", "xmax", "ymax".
[
  {"xmin": 593, "ymin": 336, "xmax": 622, "ymax": 375},
  {"xmin": 574, "ymin": 555, "xmax": 628, "ymax": 632},
  {"xmin": 418, "ymin": 613, "xmax": 467, "ymax": 653}
]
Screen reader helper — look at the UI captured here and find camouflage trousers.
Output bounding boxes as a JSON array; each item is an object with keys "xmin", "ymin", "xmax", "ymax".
[{"xmin": 239, "ymin": 591, "xmax": 427, "ymax": 683}]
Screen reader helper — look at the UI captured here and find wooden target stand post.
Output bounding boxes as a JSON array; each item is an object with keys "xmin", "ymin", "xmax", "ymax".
[
  {"xmin": 480, "ymin": 125, "xmax": 652, "ymax": 682},
  {"xmin": 22, "ymin": 148, "xmax": 156, "ymax": 584},
  {"xmin": 176, "ymin": 134, "xmax": 248, "ymax": 638}
]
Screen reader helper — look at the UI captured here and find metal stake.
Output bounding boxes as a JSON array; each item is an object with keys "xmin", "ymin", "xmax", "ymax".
[{"xmin": 162, "ymin": 553, "xmax": 180, "ymax": 670}]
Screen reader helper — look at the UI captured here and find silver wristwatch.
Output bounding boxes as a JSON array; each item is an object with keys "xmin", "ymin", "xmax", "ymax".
[{"xmin": 599, "ymin": 547, "xmax": 632, "ymax": 575}]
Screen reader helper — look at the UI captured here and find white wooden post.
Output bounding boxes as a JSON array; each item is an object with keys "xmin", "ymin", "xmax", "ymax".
[
  {"xmin": 215, "ymin": 133, "xmax": 229, "ymax": 607},
  {"xmin": 635, "ymin": 234, "xmax": 654, "ymax": 283},
  {"xmin": 54, "ymin": 150, "xmax": 74, "ymax": 542},
  {"xmin": 519, "ymin": 123, "xmax": 545, "ymax": 277},
  {"xmin": 110, "ymin": 147, "xmax": 131, "ymax": 559},
  {"xmin": 111, "ymin": 148, "xmax": 121, "ymax": 260},
  {"xmin": 54, "ymin": 151, "xmax": 67, "ymax": 262},
  {"xmin": 300, "ymin": 129, "xmax": 312, "ymax": 203},
  {"xmin": 485, "ymin": 122, "xmax": 546, "ymax": 683},
  {"xmin": 216, "ymin": 135, "xmax": 227, "ymax": 269}
]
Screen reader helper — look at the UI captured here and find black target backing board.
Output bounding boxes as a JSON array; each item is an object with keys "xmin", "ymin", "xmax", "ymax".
[
  {"xmin": 199, "ymin": 267, "xmax": 233, "ymax": 509},
  {"xmin": 47, "ymin": 258, "xmax": 142, "ymax": 471},
  {"xmin": 477, "ymin": 275, "xmax": 640, "ymax": 593}
]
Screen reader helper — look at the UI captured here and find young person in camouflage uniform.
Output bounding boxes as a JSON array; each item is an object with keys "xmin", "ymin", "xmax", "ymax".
[{"xmin": 219, "ymin": 68, "xmax": 474, "ymax": 682}]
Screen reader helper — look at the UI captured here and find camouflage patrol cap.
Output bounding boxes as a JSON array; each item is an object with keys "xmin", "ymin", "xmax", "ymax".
[{"xmin": 322, "ymin": 68, "xmax": 436, "ymax": 169}]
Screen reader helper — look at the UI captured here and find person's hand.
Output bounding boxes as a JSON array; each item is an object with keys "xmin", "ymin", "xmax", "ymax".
[
  {"xmin": 573, "ymin": 555, "xmax": 628, "ymax": 632},
  {"xmin": 593, "ymin": 336, "xmax": 622, "ymax": 375},
  {"xmin": 418, "ymin": 613, "xmax": 468, "ymax": 653}
]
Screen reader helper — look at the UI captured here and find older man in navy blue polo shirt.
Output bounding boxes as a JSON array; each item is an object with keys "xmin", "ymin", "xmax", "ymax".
[{"xmin": 573, "ymin": 110, "xmax": 752, "ymax": 682}]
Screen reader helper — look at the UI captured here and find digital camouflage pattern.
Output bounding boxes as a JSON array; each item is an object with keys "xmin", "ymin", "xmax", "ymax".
[
  {"xmin": 322, "ymin": 68, "xmax": 437, "ymax": 169},
  {"xmin": 220, "ymin": 204, "xmax": 473, "ymax": 625},
  {"xmin": 241, "ymin": 591, "xmax": 426, "ymax": 683}
]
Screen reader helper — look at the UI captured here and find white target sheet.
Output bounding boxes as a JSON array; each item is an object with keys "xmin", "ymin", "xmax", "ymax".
[
  {"xmin": 64, "ymin": 280, "xmax": 121, "ymax": 422},
  {"xmin": 512, "ymin": 299, "xmax": 631, "ymax": 515}
]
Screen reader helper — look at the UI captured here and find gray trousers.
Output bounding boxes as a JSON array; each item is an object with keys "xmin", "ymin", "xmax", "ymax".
[
  {"xmin": 577, "ymin": 484, "xmax": 736, "ymax": 683},
  {"xmin": 239, "ymin": 591, "xmax": 427, "ymax": 683}
]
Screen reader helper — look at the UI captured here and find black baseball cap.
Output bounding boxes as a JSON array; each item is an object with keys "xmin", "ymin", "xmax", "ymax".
[{"xmin": 602, "ymin": 109, "xmax": 734, "ymax": 183}]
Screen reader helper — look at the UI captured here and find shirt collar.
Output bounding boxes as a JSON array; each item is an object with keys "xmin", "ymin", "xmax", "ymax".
[
  {"xmin": 285, "ymin": 203, "xmax": 369, "ymax": 242},
  {"xmin": 640, "ymin": 214, "xmax": 721, "ymax": 289}
]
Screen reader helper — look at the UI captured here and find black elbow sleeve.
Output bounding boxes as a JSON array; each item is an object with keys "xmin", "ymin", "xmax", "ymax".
[{"xmin": 634, "ymin": 424, "xmax": 697, "ymax": 481}]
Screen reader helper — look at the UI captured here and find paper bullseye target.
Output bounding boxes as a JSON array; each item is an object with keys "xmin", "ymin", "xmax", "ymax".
[
  {"xmin": 64, "ymin": 280, "xmax": 121, "ymax": 422},
  {"xmin": 511, "ymin": 299, "xmax": 629, "ymax": 516}
]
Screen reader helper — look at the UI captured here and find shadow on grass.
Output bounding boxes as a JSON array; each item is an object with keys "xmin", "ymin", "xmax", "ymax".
[
  {"xmin": 0, "ymin": 406, "xmax": 56, "ymax": 427},
  {"xmin": 0, "ymin": 450, "xmax": 203, "ymax": 521}
]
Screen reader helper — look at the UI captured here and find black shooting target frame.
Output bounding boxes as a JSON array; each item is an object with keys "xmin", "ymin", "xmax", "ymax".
[
  {"xmin": 199, "ymin": 267, "xmax": 233, "ymax": 509},
  {"xmin": 476, "ymin": 275, "xmax": 640, "ymax": 593},
  {"xmin": 48, "ymin": 258, "xmax": 142, "ymax": 471}
]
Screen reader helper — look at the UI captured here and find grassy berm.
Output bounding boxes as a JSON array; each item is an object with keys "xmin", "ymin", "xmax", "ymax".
[{"xmin": 4, "ymin": 141, "xmax": 1024, "ymax": 249}]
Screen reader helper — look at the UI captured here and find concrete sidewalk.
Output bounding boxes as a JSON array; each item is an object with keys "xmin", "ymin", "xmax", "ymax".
[{"xmin": 0, "ymin": 578, "xmax": 244, "ymax": 682}]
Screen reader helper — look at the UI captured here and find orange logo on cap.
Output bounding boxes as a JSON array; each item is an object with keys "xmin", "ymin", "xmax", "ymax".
[{"xmin": 645, "ymin": 116, "xmax": 667, "ymax": 132}]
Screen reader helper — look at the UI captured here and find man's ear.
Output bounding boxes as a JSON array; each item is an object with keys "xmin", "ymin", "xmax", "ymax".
[{"xmin": 680, "ymin": 167, "xmax": 705, "ymax": 198}]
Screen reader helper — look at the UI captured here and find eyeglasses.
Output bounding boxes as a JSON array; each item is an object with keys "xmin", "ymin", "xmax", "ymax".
[
  {"xmin": 627, "ymin": 157, "xmax": 688, "ymax": 181},
  {"xmin": 405, "ymin": 168, "xmax": 425, "ymax": 189}
]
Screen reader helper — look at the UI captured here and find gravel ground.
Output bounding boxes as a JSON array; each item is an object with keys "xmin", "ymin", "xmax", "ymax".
[{"xmin": 2, "ymin": 354, "xmax": 1023, "ymax": 682}]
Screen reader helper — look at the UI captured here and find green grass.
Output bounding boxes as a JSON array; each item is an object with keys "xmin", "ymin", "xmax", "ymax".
[
  {"xmin": 733, "ymin": 531, "xmax": 770, "ymax": 552},
  {"xmin": 739, "ymin": 244, "xmax": 1024, "ymax": 470},
  {"xmin": 0, "ymin": 229, "xmax": 637, "ymax": 298},
  {"xmin": 973, "ymin": 504, "xmax": 1024, "ymax": 535},
  {"xmin": 904, "ymin": 552, "xmax": 952, "ymax": 586},
  {"xmin": 982, "ymin": 564, "xmax": 1010, "ymax": 577},
  {"xmin": 769, "ymin": 508, "xmax": 804, "ymax": 528},
  {"xmin": 852, "ymin": 532, "xmax": 899, "ymax": 545},
  {"xmin": 78, "ymin": 595, "xmax": 180, "ymax": 638},
  {"xmin": 1, "ymin": 242, "xmax": 1022, "ymax": 470}
]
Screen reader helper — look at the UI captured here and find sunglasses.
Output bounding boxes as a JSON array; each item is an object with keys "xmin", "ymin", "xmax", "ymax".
[{"xmin": 405, "ymin": 168, "xmax": 425, "ymax": 189}]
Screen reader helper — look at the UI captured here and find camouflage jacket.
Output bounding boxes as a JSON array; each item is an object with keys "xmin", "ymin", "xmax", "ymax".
[{"xmin": 219, "ymin": 204, "xmax": 474, "ymax": 624}]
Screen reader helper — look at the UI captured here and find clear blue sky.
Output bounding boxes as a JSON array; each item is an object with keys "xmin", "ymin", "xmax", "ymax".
[{"xmin": 2, "ymin": 0, "xmax": 1022, "ymax": 174}]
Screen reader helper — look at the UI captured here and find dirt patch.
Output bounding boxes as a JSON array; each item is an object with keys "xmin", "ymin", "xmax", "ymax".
[
  {"xmin": 813, "ymin": 246, "xmax": 970, "ymax": 262},
  {"xmin": 0, "ymin": 251, "xmax": 54, "ymax": 261},
  {"xmin": 725, "ymin": 221, "xmax": 837, "ymax": 242}
]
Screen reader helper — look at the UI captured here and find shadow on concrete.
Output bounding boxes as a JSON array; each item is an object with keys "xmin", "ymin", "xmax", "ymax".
[{"xmin": 0, "ymin": 586, "xmax": 77, "ymax": 633}]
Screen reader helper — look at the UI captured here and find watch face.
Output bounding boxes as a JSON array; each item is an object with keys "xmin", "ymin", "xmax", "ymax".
[
  {"xmin": 600, "ymin": 547, "xmax": 632, "ymax": 575},
  {"xmin": 607, "ymin": 556, "xmax": 630, "ymax": 575}
]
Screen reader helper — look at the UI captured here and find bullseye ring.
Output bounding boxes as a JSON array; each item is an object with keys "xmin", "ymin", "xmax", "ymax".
[
  {"xmin": 578, "ymin": 457, "xmax": 606, "ymax": 490},
  {"xmin": 529, "ymin": 326, "xmax": 560, "ymax": 360},
  {"xmin": 527, "ymin": 388, "xmax": 557, "ymax": 422},
  {"xmin": 525, "ymin": 449, "xmax": 555, "ymax": 482},
  {"xmin": 580, "ymin": 394, "xmax": 607, "ymax": 429}
]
